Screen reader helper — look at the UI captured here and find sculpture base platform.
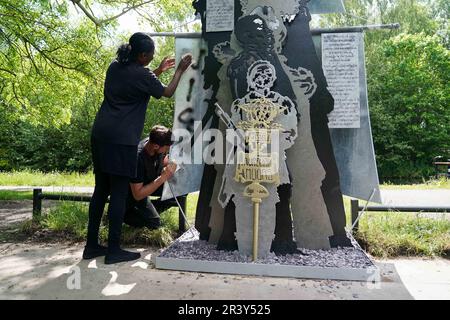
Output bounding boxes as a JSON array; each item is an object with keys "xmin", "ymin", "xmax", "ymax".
[{"xmin": 154, "ymin": 229, "xmax": 380, "ymax": 282}]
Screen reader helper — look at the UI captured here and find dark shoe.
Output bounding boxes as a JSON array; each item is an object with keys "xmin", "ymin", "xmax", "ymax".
[
  {"xmin": 104, "ymin": 249, "xmax": 141, "ymax": 265},
  {"xmin": 82, "ymin": 245, "xmax": 108, "ymax": 260}
]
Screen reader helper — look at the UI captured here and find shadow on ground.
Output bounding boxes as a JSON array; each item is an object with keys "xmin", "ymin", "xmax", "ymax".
[{"xmin": 0, "ymin": 242, "xmax": 417, "ymax": 300}]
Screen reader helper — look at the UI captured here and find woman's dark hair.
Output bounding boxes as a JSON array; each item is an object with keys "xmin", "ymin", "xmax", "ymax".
[
  {"xmin": 149, "ymin": 125, "xmax": 173, "ymax": 147},
  {"xmin": 117, "ymin": 32, "xmax": 155, "ymax": 64}
]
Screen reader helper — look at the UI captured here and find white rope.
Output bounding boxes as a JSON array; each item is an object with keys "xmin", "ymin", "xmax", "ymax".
[
  {"xmin": 349, "ymin": 188, "xmax": 377, "ymax": 232},
  {"xmin": 167, "ymin": 178, "xmax": 196, "ymax": 237}
]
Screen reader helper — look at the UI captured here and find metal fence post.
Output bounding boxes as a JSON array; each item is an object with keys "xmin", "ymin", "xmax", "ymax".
[
  {"xmin": 33, "ymin": 188, "xmax": 43, "ymax": 220},
  {"xmin": 447, "ymin": 159, "xmax": 450, "ymax": 178},
  {"xmin": 178, "ymin": 196, "xmax": 187, "ymax": 235},
  {"xmin": 351, "ymin": 199, "xmax": 360, "ymax": 232}
]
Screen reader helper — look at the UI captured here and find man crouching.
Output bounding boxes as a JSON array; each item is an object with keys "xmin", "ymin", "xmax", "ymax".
[{"xmin": 125, "ymin": 125, "xmax": 177, "ymax": 229}]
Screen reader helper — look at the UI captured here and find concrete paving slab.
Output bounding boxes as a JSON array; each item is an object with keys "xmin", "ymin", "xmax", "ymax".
[{"xmin": 1, "ymin": 242, "xmax": 447, "ymax": 300}]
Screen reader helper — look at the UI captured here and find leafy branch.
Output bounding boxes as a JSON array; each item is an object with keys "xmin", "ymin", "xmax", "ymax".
[{"xmin": 70, "ymin": 0, "xmax": 155, "ymax": 27}]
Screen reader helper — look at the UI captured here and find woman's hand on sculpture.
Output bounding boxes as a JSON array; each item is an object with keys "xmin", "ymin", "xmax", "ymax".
[
  {"xmin": 177, "ymin": 54, "xmax": 193, "ymax": 73},
  {"xmin": 158, "ymin": 56, "xmax": 176, "ymax": 73}
]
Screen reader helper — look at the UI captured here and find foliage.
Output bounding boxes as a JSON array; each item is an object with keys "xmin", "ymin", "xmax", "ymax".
[
  {"xmin": 13, "ymin": 192, "xmax": 450, "ymax": 257},
  {"xmin": 355, "ymin": 212, "xmax": 450, "ymax": 258},
  {"xmin": 0, "ymin": 170, "xmax": 93, "ymax": 186},
  {"xmin": 42, "ymin": 201, "xmax": 90, "ymax": 239},
  {"xmin": 380, "ymin": 177, "xmax": 450, "ymax": 190},
  {"xmin": 320, "ymin": 0, "xmax": 450, "ymax": 180},
  {"xmin": 0, "ymin": 0, "xmax": 448, "ymax": 181},
  {"xmin": 0, "ymin": 0, "xmax": 191, "ymax": 172},
  {"xmin": 0, "ymin": 0, "xmax": 110, "ymax": 126},
  {"xmin": 0, "ymin": 190, "xmax": 32, "ymax": 200},
  {"xmin": 19, "ymin": 192, "xmax": 198, "ymax": 247},
  {"xmin": 369, "ymin": 34, "xmax": 450, "ymax": 179}
]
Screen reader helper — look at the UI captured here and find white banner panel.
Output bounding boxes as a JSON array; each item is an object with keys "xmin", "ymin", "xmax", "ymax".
[{"xmin": 322, "ymin": 33, "xmax": 361, "ymax": 129}]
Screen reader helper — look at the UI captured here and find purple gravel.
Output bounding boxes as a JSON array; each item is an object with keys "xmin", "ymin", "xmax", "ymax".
[{"xmin": 159, "ymin": 229, "xmax": 375, "ymax": 269}]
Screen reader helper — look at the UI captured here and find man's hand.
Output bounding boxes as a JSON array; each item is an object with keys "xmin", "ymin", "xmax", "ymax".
[
  {"xmin": 161, "ymin": 163, "xmax": 177, "ymax": 182},
  {"xmin": 163, "ymin": 155, "xmax": 170, "ymax": 167}
]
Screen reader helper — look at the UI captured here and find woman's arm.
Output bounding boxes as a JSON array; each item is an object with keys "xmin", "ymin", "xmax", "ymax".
[{"xmin": 163, "ymin": 54, "xmax": 193, "ymax": 98}]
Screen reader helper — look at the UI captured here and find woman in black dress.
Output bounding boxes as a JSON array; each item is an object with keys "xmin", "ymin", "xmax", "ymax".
[{"xmin": 83, "ymin": 32, "xmax": 192, "ymax": 264}]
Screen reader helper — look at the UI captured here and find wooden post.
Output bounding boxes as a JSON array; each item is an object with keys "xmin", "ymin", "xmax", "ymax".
[
  {"xmin": 351, "ymin": 199, "xmax": 360, "ymax": 232},
  {"xmin": 33, "ymin": 188, "xmax": 43, "ymax": 220}
]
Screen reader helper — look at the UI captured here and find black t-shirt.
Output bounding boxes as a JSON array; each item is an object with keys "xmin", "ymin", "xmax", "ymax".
[
  {"xmin": 92, "ymin": 61, "xmax": 165, "ymax": 146},
  {"xmin": 127, "ymin": 139, "xmax": 164, "ymax": 209}
]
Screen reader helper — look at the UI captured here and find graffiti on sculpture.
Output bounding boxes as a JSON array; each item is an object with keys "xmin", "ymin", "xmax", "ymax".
[
  {"xmin": 192, "ymin": 0, "xmax": 355, "ymax": 257},
  {"xmin": 217, "ymin": 60, "xmax": 300, "ymax": 258}
]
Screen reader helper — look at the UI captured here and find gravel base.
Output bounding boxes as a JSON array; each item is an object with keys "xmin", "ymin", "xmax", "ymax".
[{"xmin": 159, "ymin": 229, "xmax": 375, "ymax": 269}]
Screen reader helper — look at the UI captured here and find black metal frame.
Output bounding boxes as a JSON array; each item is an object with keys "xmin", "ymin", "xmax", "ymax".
[
  {"xmin": 350, "ymin": 199, "xmax": 450, "ymax": 231},
  {"xmin": 432, "ymin": 161, "xmax": 450, "ymax": 178},
  {"xmin": 32, "ymin": 188, "xmax": 187, "ymax": 234},
  {"xmin": 146, "ymin": 24, "xmax": 401, "ymax": 39}
]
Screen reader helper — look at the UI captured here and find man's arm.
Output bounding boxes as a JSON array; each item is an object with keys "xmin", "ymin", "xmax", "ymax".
[
  {"xmin": 130, "ymin": 176, "xmax": 166, "ymax": 202},
  {"xmin": 129, "ymin": 163, "xmax": 177, "ymax": 201}
]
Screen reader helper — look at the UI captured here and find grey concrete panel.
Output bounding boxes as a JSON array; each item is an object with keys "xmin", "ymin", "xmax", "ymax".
[
  {"xmin": 155, "ymin": 257, "xmax": 380, "ymax": 282},
  {"xmin": 284, "ymin": 79, "xmax": 334, "ymax": 249},
  {"xmin": 207, "ymin": 51, "xmax": 237, "ymax": 245}
]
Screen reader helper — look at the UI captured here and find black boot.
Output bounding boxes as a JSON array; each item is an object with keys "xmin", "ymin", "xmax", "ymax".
[
  {"xmin": 271, "ymin": 240, "xmax": 301, "ymax": 256},
  {"xmin": 329, "ymin": 235, "xmax": 353, "ymax": 248},
  {"xmin": 82, "ymin": 244, "xmax": 108, "ymax": 260},
  {"xmin": 105, "ymin": 249, "xmax": 141, "ymax": 265}
]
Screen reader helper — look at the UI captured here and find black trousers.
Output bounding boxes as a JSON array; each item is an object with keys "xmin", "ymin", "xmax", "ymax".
[
  {"xmin": 86, "ymin": 170, "xmax": 129, "ymax": 252},
  {"xmin": 124, "ymin": 199, "xmax": 174, "ymax": 230}
]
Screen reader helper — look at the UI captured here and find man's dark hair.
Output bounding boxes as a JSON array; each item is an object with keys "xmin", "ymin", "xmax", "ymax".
[{"xmin": 149, "ymin": 125, "xmax": 172, "ymax": 146}]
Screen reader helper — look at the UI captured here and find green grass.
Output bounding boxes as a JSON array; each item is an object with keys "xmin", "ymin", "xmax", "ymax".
[
  {"xmin": 0, "ymin": 170, "xmax": 94, "ymax": 187},
  {"xmin": 20, "ymin": 193, "xmax": 199, "ymax": 248},
  {"xmin": 381, "ymin": 177, "xmax": 450, "ymax": 190},
  {"xmin": 42, "ymin": 201, "xmax": 90, "ymax": 239},
  {"xmin": 0, "ymin": 190, "xmax": 92, "ymax": 201},
  {"xmin": 0, "ymin": 191, "xmax": 33, "ymax": 200},
  {"xmin": 355, "ymin": 212, "xmax": 450, "ymax": 258},
  {"xmin": 1, "ymin": 170, "xmax": 447, "ymax": 189},
  {"xmin": 343, "ymin": 196, "xmax": 450, "ymax": 258},
  {"xmin": 11, "ymin": 185, "xmax": 449, "ymax": 258}
]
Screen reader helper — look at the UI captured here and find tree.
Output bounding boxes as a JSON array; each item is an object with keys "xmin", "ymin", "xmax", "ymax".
[
  {"xmin": 319, "ymin": 0, "xmax": 449, "ymax": 180},
  {"xmin": 0, "ymin": 0, "xmax": 112, "ymax": 126},
  {"xmin": 0, "ymin": 0, "xmax": 193, "ymax": 125},
  {"xmin": 370, "ymin": 33, "xmax": 449, "ymax": 179},
  {"xmin": 0, "ymin": 0, "xmax": 193, "ymax": 171}
]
